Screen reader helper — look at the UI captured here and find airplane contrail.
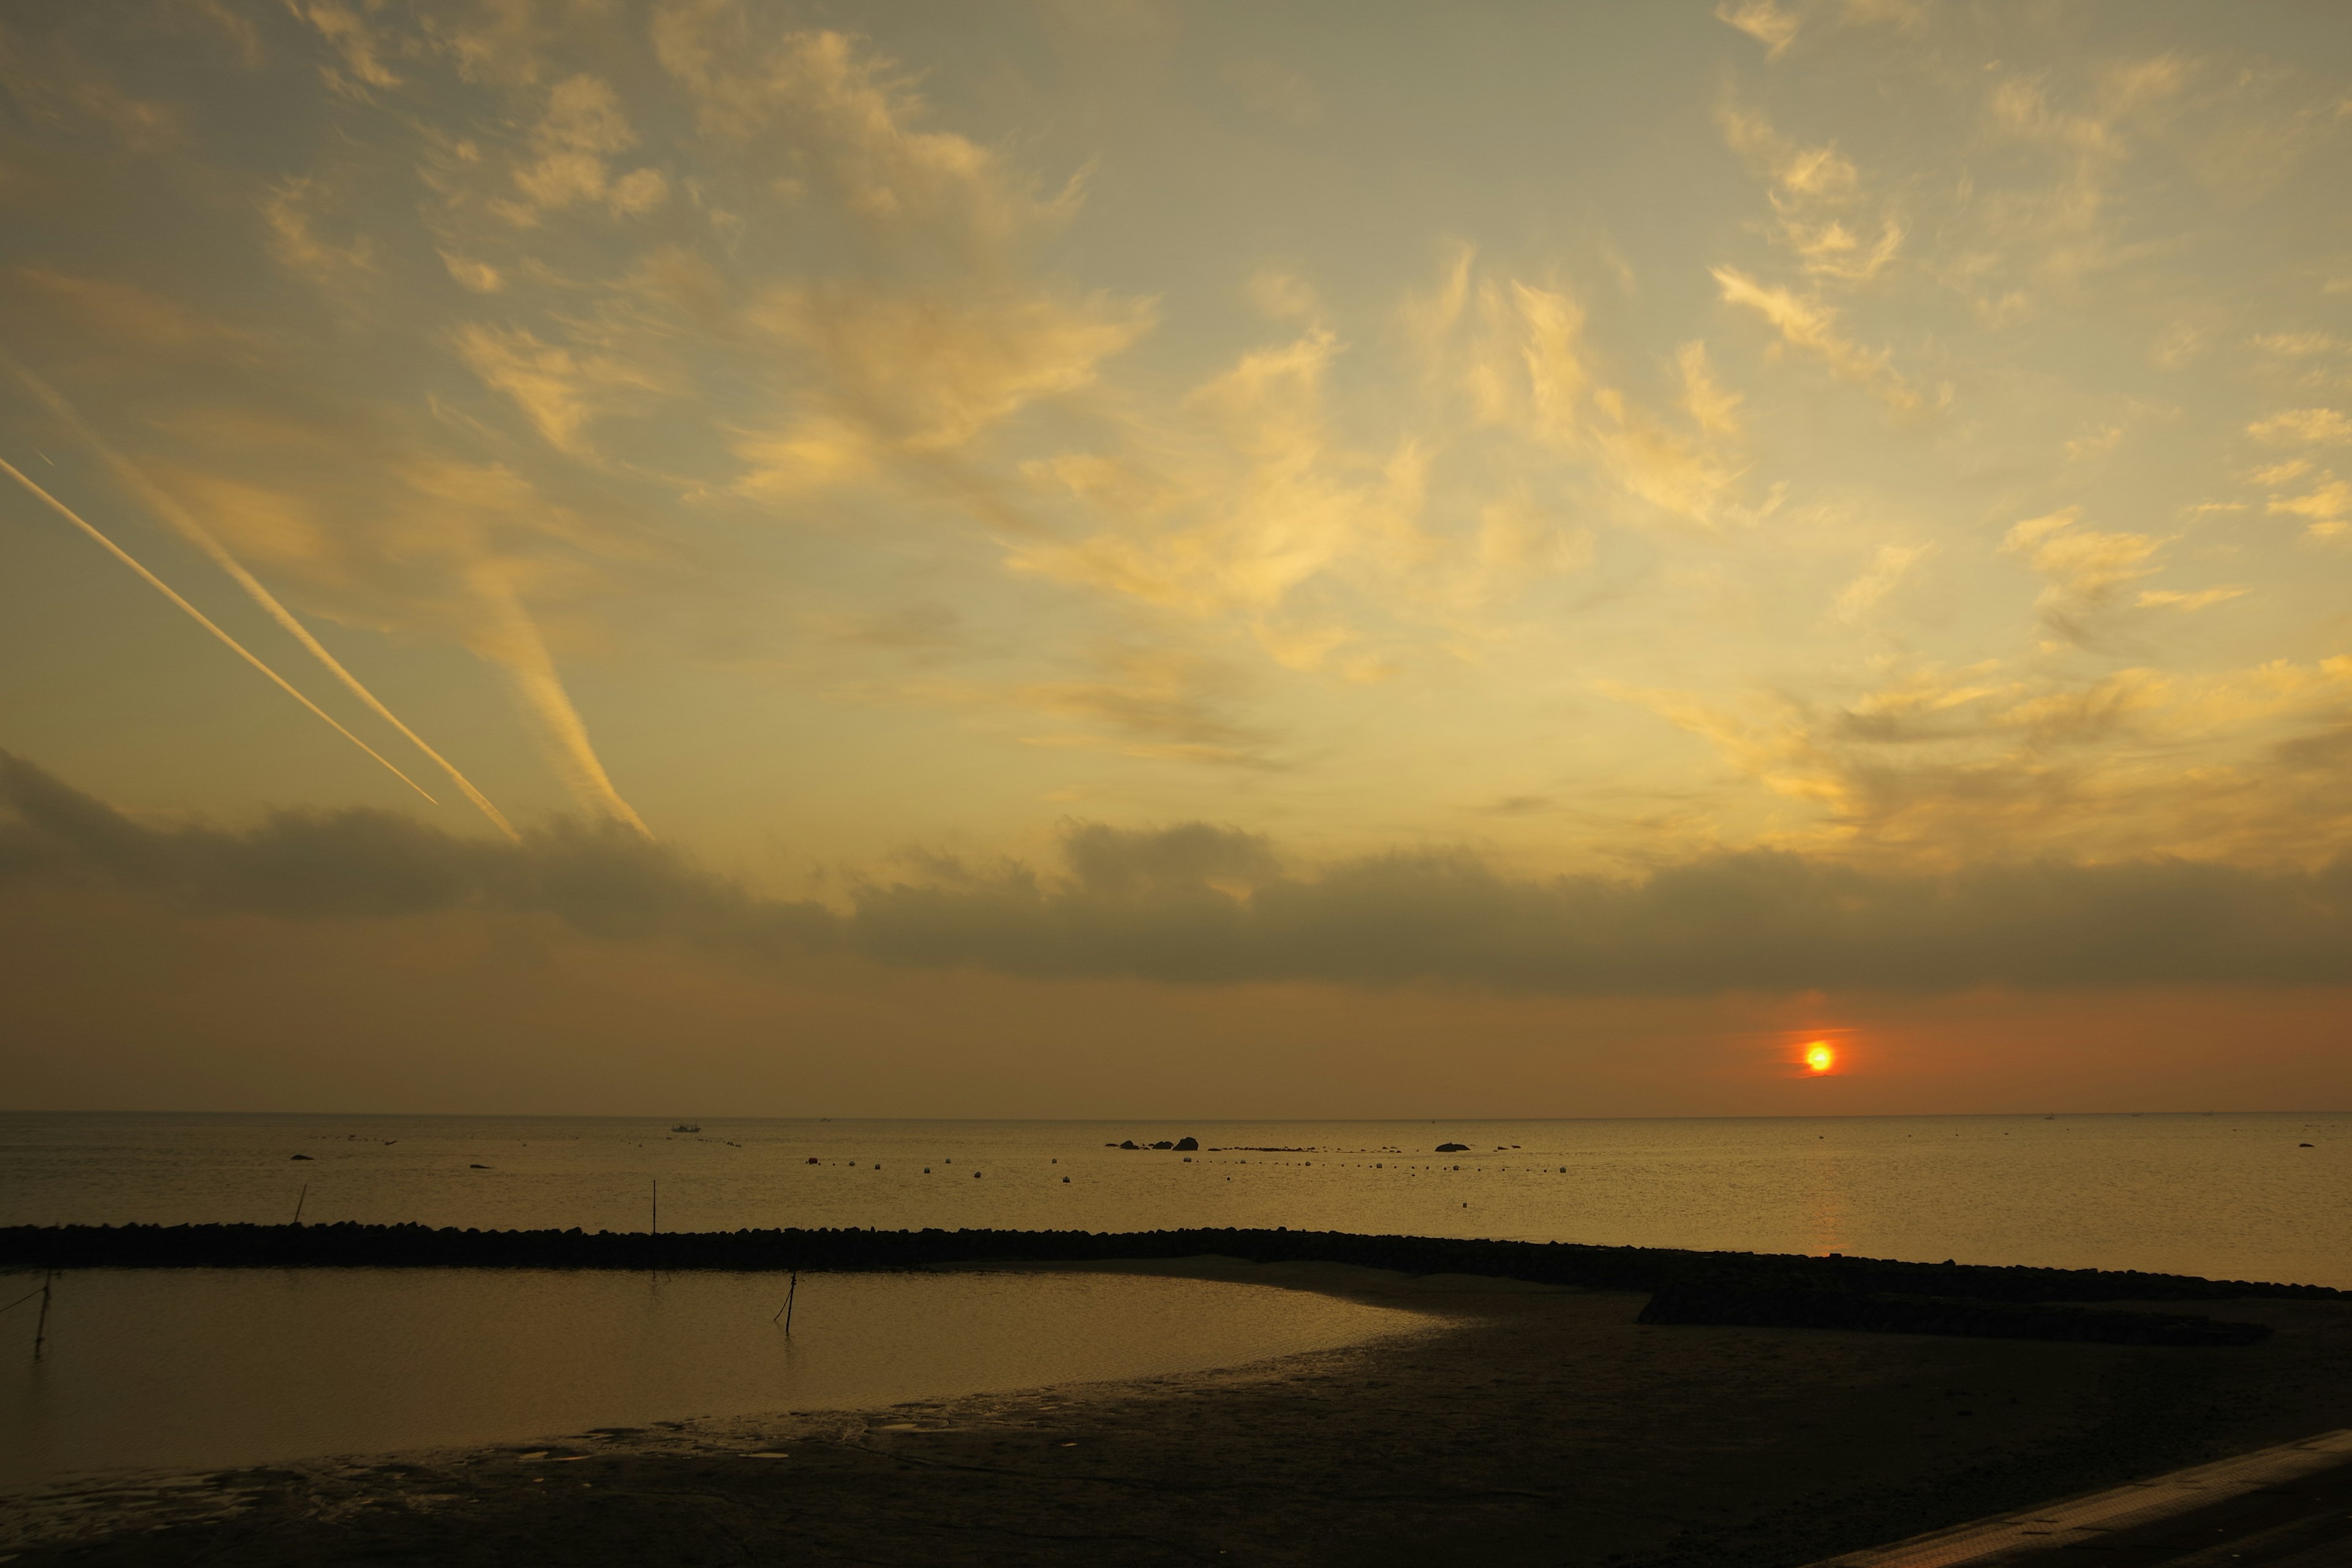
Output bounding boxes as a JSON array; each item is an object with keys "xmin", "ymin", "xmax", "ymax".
[
  {"xmin": 1, "ymin": 352, "xmax": 519, "ymax": 841},
  {"xmin": 0, "ymin": 457, "xmax": 440, "ymax": 805},
  {"xmin": 469, "ymin": 573, "xmax": 653, "ymax": 838}
]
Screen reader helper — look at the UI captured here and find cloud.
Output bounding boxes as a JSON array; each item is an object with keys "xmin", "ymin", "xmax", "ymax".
[
  {"xmin": 1711, "ymin": 266, "xmax": 1919, "ymax": 412},
  {"xmin": 453, "ymin": 323, "xmax": 663, "ymax": 458},
  {"xmin": 287, "ymin": 1, "xmax": 402, "ymax": 97},
  {"xmin": 911, "ymin": 646, "xmax": 1280, "ymax": 770},
  {"xmin": 263, "ymin": 177, "xmax": 377, "ymax": 289},
  {"xmin": 1834, "ymin": 541, "xmax": 1934, "ymax": 623},
  {"xmin": 2249, "ymin": 408, "xmax": 2352, "ymax": 447},
  {"xmin": 1606, "ymin": 654, "xmax": 2352, "ymax": 869},
  {"xmin": 1430, "ymin": 265, "xmax": 1753, "ymax": 530},
  {"xmin": 649, "ymin": 18, "xmax": 1080, "ymax": 262},
  {"xmin": 1714, "ymin": 1, "xmax": 1800, "ymax": 58},
  {"xmin": 491, "ymin": 74, "xmax": 669, "ymax": 223},
  {"xmin": 1676, "ymin": 341, "xmax": 1744, "ymax": 439},
  {"xmin": 2001, "ymin": 507, "xmax": 2165, "ymax": 640},
  {"xmin": 0, "ymin": 23, "xmax": 181, "ymax": 152},
  {"xmin": 1011, "ymin": 329, "xmax": 1423, "ymax": 627},
  {"xmin": 2136, "ymin": 587, "xmax": 2247, "ymax": 611},
  {"xmin": 439, "ymin": 252, "xmax": 504, "ymax": 293},
  {"xmin": 734, "ymin": 284, "xmax": 1152, "ymax": 494},
  {"xmin": 2254, "ymin": 333, "xmax": 2350, "ymax": 358},
  {"xmin": 11, "ymin": 752, "xmax": 2352, "ymax": 994},
  {"xmin": 2065, "ymin": 424, "xmax": 2124, "ymax": 462},
  {"xmin": 1716, "ymin": 102, "xmax": 1904, "ymax": 282},
  {"xmin": 2267, "ymin": 477, "xmax": 2352, "ymax": 537},
  {"xmin": 1246, "ymin": 270, "xmax": 1321, "ymax": 322}
]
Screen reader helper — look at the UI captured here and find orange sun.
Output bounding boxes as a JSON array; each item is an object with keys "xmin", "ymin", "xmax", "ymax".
[{"xmin": 1803, "ymin": 1041, "xmax": 1836, "ymax": 1074}]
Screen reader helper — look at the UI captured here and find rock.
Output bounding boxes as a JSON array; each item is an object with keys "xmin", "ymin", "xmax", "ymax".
[
  {"xmin": 1435, "ymin": 1142, "xmax": 1469, "ymax": 1153},
  {"xmin": 290, "ymin": 1154, "xmax": 314, "ymax": 1161},
  {"xmin": 1119, "ymin": 1140, "xmax": 1139, "ymax": 1150},
  {"xmin": 1174, "ymin": 1137, "xmax": 1199, "ymax": 1151},
  {"xmin": 1150, "ymin": 1140, "xmax": 1175, "ymax": 1150}
]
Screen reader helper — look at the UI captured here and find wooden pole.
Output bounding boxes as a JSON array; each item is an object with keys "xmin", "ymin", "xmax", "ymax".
[
  {"xmin": 772, "ymin": 1270, "xmax": 798, "ymax": 1333},
  {"xmin": 31, "ymin": 1270, "xmax": 52, "ymax": 1363},
  {"xmin": 293, "ymin": 1182, "xmax": 309, "ymax": 1224},
  {"xmin": 650, "ymin": 1178, "xmax": 658, "ymax": 1237}
]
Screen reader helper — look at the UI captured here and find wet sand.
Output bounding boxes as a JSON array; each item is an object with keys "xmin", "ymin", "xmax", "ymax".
[{"xmin": 4, "ymin": 1257, "xmax": 2349, "ymax": 1567}]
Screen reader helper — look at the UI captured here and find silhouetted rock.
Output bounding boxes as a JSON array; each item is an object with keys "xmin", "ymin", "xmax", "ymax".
[
  {"xmin": 1150, "ymin": 1140, "xmax": 1175, "ymax": 1150},
  {"xmin": 1175, "ymin": 1137, "xmax": 1199, "ymax": 1151},
  {"xmin": 1119, "ymin": 1140, "xmax": 1139, "ymax": 1150},
  {"xmin": 1436, "ymin": 1142, "xmax": 1469, "ymax": 1153},
  {"xmin": 290, "ymin": 1154, "xmax": 314, "ymax": 1161}
]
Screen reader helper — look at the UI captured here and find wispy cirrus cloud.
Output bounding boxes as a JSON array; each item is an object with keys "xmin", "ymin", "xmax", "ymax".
[{"xmin": 1711, "ymin": 266, "xmax": 1920, "ymax": 412}]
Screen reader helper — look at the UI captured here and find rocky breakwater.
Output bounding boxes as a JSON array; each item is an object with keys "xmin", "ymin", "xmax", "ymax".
[{"xmin": 0, "ymin": 1223, "xmax": 2335, "ymax": 1346}]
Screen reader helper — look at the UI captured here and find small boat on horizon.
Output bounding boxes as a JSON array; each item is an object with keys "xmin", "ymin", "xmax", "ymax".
[{"xmin": 671, "ymin": 1123, "xmax": 701, "ymax": 1133}]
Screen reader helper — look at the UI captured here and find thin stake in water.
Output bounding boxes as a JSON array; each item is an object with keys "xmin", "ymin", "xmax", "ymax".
[
  {"xmin": 293, "ymin": 1182, "xmax": 309, "ymax": 1224},
  {"xmin": 32, "ymin": 1270, "xmax": 53, "ymax": 1363},
  {"xmin": 2, "ymin": 1273, "xmax": 53, "ymax": 1363},
  {"xmin": 772, "ymin": 1271, "xmax": 798, "ymax": 1333},
  {"xmin": 650, "ymin": 1178, "xmax": 658, "ymax": 1237}
]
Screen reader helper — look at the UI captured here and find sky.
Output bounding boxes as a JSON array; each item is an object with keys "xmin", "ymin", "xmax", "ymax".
[{"xmin": 2, "ymin": 0, "xmax": 2350, "ymax": 1117}]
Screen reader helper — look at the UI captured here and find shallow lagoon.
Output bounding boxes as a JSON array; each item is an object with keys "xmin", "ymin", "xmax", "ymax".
[{"xmin": 0, "ymin": 1267, "xmax": 1428, "ymax": 1488}]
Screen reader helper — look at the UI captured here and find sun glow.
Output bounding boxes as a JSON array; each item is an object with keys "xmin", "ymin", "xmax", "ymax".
[{"xmin": 1803, "ymin": 1041, "xmax": 1836, "ymax": 1074}]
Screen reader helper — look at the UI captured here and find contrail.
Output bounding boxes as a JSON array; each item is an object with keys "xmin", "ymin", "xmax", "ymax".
[
  {"xmin": 0, "ymin": 457, "xmax": 439, "ymax": 804},
  {"xmin": 1, "ymin": 353, "xmax": 519, "ymax": 840},
  {"xmin": 470, "ymin": 573, "xmax": 652, "ymax": 838}
]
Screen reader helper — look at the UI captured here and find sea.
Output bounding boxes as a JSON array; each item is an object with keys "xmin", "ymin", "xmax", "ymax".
[
  {"xmin": 5, "ymin": 1110, "xmax": 2345, "ymax": 1285},
  {"xmin": 4, "ymin": 1110, "xmax": 2345, "ymax": 1489}
]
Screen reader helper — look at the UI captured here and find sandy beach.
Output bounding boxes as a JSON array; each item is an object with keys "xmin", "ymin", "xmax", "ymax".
[{"xmin": 6, "ymin": 1256, "xmax": 2348, "ymax": 1567}]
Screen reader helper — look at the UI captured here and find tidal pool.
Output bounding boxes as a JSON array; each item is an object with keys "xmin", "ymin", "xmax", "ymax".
[{"xmin": 0, "ymin": 1266, "xmax": 1428, "ymax": 1488}]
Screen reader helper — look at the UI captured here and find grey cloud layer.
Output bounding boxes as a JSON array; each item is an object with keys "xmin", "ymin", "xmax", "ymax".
[{"xmin": 4, "ymin": 754, "xmax": 2346, "ymax": 994}]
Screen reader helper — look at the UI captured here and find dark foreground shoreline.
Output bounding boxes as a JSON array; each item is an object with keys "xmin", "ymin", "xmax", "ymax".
[{"xmin": 6, "ymin": 1239, "xmax": 2350, "ymax": 1566}]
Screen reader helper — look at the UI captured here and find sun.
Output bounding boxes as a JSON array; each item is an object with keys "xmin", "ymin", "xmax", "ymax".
[{"xmin": 1803, "ymin": 1041, "xmax": 1836, "ymax": 1074}]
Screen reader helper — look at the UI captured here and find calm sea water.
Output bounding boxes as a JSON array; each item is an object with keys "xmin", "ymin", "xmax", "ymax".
[
  {"xmin": 4, "ymin": 1110, "xmax": 2346, "ymax": 1286},
  {"xmin": 0, "ymin": 1268, "xmax": 1424, "ymax": 1488}
]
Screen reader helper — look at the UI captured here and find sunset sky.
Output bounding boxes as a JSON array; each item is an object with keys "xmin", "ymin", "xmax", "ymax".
[{"xmin": 4, "ymin": 0, "xmax": 2350, "ymax": 1117}]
